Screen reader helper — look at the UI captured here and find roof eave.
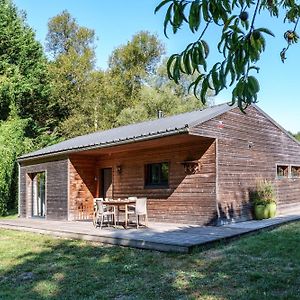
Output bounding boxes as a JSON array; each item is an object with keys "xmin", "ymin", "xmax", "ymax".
[{"xmin": 18, "ymin": 126, "xmax": 189, "ymax": 163}]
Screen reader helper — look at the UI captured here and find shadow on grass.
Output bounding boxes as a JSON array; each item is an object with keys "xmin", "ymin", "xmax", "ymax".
[{"xmin": 1, "ymin": 222, "xmax": 300, "ymax": 299}]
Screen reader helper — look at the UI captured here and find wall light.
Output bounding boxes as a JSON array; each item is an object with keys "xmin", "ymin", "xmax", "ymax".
[{"xmin": 116, "ymin": 165, "xmax": 122, "ymax": 174}]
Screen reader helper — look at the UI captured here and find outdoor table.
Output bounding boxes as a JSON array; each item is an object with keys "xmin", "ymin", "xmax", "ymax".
[{"xmin": 103, "ymin": 199, "xmax": 136, "ymax": 229}]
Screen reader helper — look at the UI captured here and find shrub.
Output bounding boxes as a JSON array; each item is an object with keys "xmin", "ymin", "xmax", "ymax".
[
  {"xmin": 0, "ymin": 116, "xmax": 32, "ymax": 215},
  {"xmin": 254, "ymin": 179, "xmax": 276, "ymax": 205}
]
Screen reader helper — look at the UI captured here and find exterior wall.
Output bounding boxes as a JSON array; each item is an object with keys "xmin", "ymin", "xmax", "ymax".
[
  {"xmin": 68, "ymin": 157, "xmax": 97, "ymax": 220},
  {"xmin": 190, "ymin": 106, "xmax": 300, "ymax": 223},
  {"xmin": 19, "ymin": 157, "xmax": 68, "ymax": 220},
  {"xmin": 69, "ymin": 136, "xmax": 217, "ymax": 225}
]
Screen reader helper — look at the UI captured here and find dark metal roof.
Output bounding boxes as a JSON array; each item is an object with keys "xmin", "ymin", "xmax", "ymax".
[{"xmin": 19, "ymin": 103, "xmax": 233, "ymax": 161}]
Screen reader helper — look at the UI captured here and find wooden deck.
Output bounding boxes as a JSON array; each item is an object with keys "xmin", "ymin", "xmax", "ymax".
[{"xmin": 1, "ymin": 215, "xmax": 300, "ymax": 253}]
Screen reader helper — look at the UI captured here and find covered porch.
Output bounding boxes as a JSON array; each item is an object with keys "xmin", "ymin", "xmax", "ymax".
[{"xmin": 68, "ymin": 133, "xmax": 218, "ymax": 225}]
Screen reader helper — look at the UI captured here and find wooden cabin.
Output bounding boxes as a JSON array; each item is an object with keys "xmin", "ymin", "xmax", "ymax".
[{"xmin": 18, "ymin": 103, "xmax": 300, "ymax": 225}]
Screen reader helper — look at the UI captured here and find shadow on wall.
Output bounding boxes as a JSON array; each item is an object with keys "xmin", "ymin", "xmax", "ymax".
[
  {"xmin": 70, "ymin": 158, "xmax": 97, "ymax": 220},
  {"xmin": 217, "ymin": 189, "xmax": 254, "ymax": 225}
]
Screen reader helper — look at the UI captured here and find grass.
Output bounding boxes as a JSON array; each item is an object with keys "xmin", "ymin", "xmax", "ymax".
[
  {"xmin": 0, "ymin": 208, "xmax": 18, "ymax": 220},
  {"xmin": 0, "ymin": 222, "xmax": 300, "ymax": 300}
]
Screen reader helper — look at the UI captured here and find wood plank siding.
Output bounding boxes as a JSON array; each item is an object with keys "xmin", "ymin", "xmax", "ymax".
[
  {"xmin": 190, "ymin": 106, "xmax": 300, "ymax": 223},
  {"xmin": 69, "ymin": 134, "xmax": 217, "ymax": 225},
  {"xmin": 18, "ymin": 105, "xmax": 300, "ymax": 225},
  {"xmin": 19, "ymin": 157, "xmax": 69, "ymax": 220},
  {"xmin": 68, "ymin": 157, "xmax": 97, "ymax": 220}
]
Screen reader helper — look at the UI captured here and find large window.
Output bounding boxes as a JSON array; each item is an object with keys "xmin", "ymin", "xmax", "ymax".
[
  {"xmin": 145, "ymin": 162, "xmax": 169, "ymax": 188},
  {"xmin": 32, "ymin": 172, "xmax": 46, "ymax": 217}
]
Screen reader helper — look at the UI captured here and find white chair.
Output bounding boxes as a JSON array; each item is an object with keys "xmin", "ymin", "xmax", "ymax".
[
  {"xmin": 93, "ymin": 198, "xmax": 116, "ymax": 229},
  {"xmin": 127, "ymin": 196, "xmax": 137, "ymax": 211},
  {"xmin": 127, "ymin": 197, "xmax": 148, "ymax": 228},
  {"xmin": 116, "ymin": 196, "xmax": 137, "ymax": 224}
]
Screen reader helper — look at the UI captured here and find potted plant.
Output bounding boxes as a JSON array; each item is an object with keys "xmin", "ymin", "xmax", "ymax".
[{"xmin": 253, "ymin": 179, "xmax": 277, "ymax": 219}]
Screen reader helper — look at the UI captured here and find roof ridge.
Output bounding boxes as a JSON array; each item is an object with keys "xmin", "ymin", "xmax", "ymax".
[{"xmin": 82, "ymin": 102, "xmax": 228, "ymax": 136}]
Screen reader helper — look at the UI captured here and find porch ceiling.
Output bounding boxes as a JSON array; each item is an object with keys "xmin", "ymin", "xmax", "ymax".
[{"xmin": 70, "ymin": 133, "xmax": 214, "ymax": 157}]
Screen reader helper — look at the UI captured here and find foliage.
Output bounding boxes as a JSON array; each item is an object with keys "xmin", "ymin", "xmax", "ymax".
[
  {"xmin": 46, "ymin": 10, "xmax": 96, "ymax": 135},
  {"xmin": 293, "ymin": 131, "xmax": 300, "ymax": 141},
  {"xmin": 57, "ymin": 71, "xmax": 118, "ymax": 137},
  {"xmin": 155, "ymin": 0, "xmax": 300, "ymax": 111},
  {"xmin": 116, "ymin": 61, "xmax": 211, "ymax": 126},
  {"xmin": 1, "ymin": 221, "xmax": 300, "ymax": 298},
  {"xmin": 0, "ymin": 0, "xmax": 50, "ymax": 129},
  {"xmin": 0, "ymin": 114, "xmax": 32, "ymax": 215},
  {"xmin": 253, "ymin": 178, "xmax": 276, "ymax": 205},
  {"xmin": 0, "ymin": 1, "xmax": 54, "ymax": 215},
  {"xmin": 108, "ymin": 31, "xmax": 165, "ymax": 109},
  {"xmin": 46, "ymin": 10, "xmax": 95, "ymax": 58},
  {"xmin": 49, "ymin": 26, "xmax": 206, "ymax": 137}
]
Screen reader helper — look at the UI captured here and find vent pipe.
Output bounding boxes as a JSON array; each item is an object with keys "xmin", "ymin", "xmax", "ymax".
[{"xmin": 157, "ymin": 110, "xmax": 164, "ymax": 119}]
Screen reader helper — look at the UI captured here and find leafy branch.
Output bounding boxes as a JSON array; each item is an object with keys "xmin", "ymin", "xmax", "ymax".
[{"xmin": 155, "ymin": 0, "xmax": 300, "ymax": 112}]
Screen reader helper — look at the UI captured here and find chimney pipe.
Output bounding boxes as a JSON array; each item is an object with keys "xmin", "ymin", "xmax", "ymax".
[{"xmin": 157, "ymin": 110, "xmax": 164, "ymax": 119}]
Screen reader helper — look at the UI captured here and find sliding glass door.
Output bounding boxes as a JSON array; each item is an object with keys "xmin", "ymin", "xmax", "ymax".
[{"xmin": 32, "ymin": 172, "xmax": 46, "ymax": 217}]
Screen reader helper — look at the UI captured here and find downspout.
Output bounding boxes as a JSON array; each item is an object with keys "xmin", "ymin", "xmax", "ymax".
[
  {"xmin": 215, "ymin": 138, "xmax": 221, "ymax": 224},
  {"xmin": 18, "ymin": 162, "xmax": 21, "ymax": 217},
  {"xmin": 67, "ymin": 158, "xmax": 70, "ymax": 221}
]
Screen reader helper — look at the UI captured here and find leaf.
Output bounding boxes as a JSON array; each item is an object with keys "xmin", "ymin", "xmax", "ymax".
[
  {"xmin": 166, "ymin": 54, "xmax": 178, "ymax": 79},
  {"xmin": 248, "ymin": 66, "xmax": 260, "ymax": 73},
  {"xmin": 189, "ymin": 0, "xmax": 201, "ymax": 33},
  {"xmin": 200, "ymin": 76, "xmax": 209, "ymax": 104},
  {"xmin": 247, "ymin": 76, "xmax": 260, "ymax": 94},
  {"xmin": 201, "ymin": 40, "xmax": 209, "ymax": 58},
  {"xmin": 257, "ymin": 27, "xmax": 275, "ymax": 37},
  {"xmin": 202, "ymin": 0, "xmax": 210, "ymax": 22},
  {"xmin": 211, "ymin": 70, "xmax": 219, "ymax": 94},
  {"xmin": 154, "ymin": 0, "xmax": 173, "ymax": 14},
  {"xmin": 223, "ymin": 15, "xmax": 237, "ymax": 31},
  {"xmin": 163, "ymin": 4, "xmax": 173, "ymax": 37},
  {"xmin": 183, "ymin": 50, "xmax": 192, "ymax": 74}
]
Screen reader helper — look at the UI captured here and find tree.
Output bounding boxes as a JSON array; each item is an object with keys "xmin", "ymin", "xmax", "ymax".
[
  {"xmin": 57, "ymin": 70, "xmax": 120, "ymax": 137},
  {"xmin": 108, "ymin": 31, "xmax": 165, "ymax": 110},
  {"xmin": 116, "ymin": 58, "xmax": 211, "ymax": 126},
  {"xmin": 61, "ymin": 31, "xmax": 168, "ymax": 136},
  {"xmin": 0, "ymin": 110, "xmax": 33, "ymax": 215},
  {"xmin": 155, "ymin": 0, "xmax": 300, "ymax": 111},
  {"xmin": 0, "ymin": 0, "xmax": 50, "ymax": 129},
  {"xmin": 46, "ymin": 10, "xmax": 96, "ymax": 135},
  {"xmin": 294, "ymin": 132, "xmax": 300, "ymax": 141}
]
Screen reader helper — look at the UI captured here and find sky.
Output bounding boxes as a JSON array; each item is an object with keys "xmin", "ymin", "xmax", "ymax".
[{"xmin": 14, "ymin": 0, "xmax": 300, "ymax": 134}]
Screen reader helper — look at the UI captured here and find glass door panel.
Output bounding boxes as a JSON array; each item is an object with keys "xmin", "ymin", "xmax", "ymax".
[{"xmin": 32, "ymin": 172, "xmax": 46, "ymax": 217}]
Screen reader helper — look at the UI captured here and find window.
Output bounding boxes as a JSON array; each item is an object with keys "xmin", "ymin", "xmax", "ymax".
[
  {"xmin": 291, "ymin": 166, "xmax": 300, "ymax": 178},
  {"xmin": 145, "ymin": 162, "xmax": 169, "ymax": 188},
  {"xmin": 276, "ymin": 165, "xmax": 288, "ymax": 178}
]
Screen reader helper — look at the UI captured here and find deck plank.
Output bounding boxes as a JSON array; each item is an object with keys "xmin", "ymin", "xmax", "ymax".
[{"xmin": 1, "ymin": 214, "xmax": 300, "ymax": 253}]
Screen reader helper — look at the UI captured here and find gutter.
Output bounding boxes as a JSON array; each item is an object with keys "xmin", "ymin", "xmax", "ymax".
[{"xmin": 18, "ymin": 126, "xmax": 189, "ymax": 163}]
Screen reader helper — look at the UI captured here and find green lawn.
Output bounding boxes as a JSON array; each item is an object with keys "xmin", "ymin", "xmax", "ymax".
[
  {"xmin": 0, "ymin": 222, "xmax": 300, "ymax": 300},
  {"xmin": 0, "ymin": 209, "xmax": 18, "ymax": 220}
]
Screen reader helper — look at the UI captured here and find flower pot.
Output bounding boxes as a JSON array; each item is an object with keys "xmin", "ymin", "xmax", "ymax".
[
  {"xmin": 254, "ymin": 204, "xmax": 266, "ymax": 220},
  {"xmin": 266, "ymin": 202, "xmax": 277, "ymax": 218}
]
